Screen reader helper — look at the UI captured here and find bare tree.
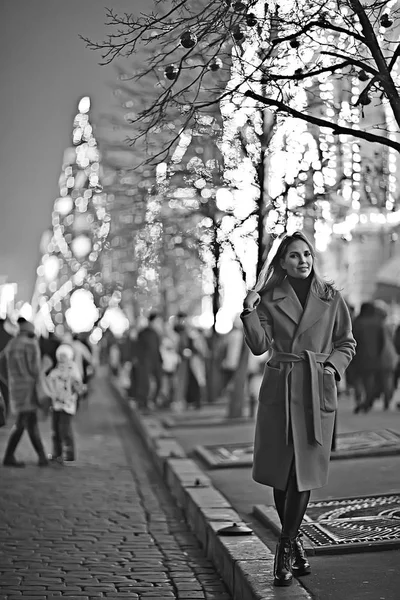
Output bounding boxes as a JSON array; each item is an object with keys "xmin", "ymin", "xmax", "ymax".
[{"xmin": 84, "ymin": 0, "xmax": 400, "ymax": 159}]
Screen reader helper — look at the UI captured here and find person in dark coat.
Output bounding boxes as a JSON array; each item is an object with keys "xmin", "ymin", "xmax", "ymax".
[
  {"xmin": 351, "ymin": 302, "xmax": 385, "ymax": 413},
  {"xmin": 0, "ymin": 318, "xmax": 48, "ymax": 467},
  {"xmin": 0, "ymin": 318, "xmax": 13, "ymax": 416},
  {"xmin": 135, "ymin": 313, "xmax": 163, "ymax": 410},
  {"xmin": 241, "ymin": 231, "xmax": 355, "ymax": 587},
  {"xmin": 39, "ymin": 331, "xmax": 61, "ymax": 373}
]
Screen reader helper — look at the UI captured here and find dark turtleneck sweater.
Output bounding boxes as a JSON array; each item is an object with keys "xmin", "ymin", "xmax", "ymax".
[{"xmin": 287, "ymin": 273, "xmax": 312, "ymax": 308}]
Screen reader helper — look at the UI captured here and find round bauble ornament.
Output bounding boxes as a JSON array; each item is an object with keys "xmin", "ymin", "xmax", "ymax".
[
  {"xmin": 359, "ymin": 93, "xmax": 371, "ymax": 106},
  {"xmin": 317, "ymin": 11, "xmax": 328, "ymax": 25},
  {"xmin": 180, "ymin": 30, "xmax": 197, "ymax": 49},
  {"xmin": 246, "ymin": 12, "xmax": 258, "ymax": 27},
  {"xmin": 380, "ymin": 14, "xmax": 393, "ymax": 27},
  {"xmin": 289, "ymin": 38, "xmax": 300, "ymax": 48},
  {"xmin": 232, "ymin": 25, "xmax": 245, "ymax": 41},
  {"xmin": 164, "ymin": 64, "xmax": 179, "ymax": 81},
  {"xmin": 358, "ymin": 69, "xmax": 369, "ymax": 82},
  {"xmin": 208, "ymin": 57, "xmax": 223, "ymax": 71},
  {"xmin": 233, "ymin": 0, "xmax": 247, "ymax": 11}
]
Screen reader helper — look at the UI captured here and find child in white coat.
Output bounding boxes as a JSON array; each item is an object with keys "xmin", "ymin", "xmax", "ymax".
[{"xmin": 46, "ymin": 344, "xmax": 84, "ymax": 463}]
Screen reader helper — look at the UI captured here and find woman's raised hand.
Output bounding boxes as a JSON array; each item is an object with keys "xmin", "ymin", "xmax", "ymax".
[{"xmin": 243, "ymin": 290, "xmax": 261, "ymax": 311}]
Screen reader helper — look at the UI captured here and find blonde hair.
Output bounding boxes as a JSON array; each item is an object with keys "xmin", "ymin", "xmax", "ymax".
[{"xmin": 254, "ymin": 231, "xmax": 336, "ymax": 301}]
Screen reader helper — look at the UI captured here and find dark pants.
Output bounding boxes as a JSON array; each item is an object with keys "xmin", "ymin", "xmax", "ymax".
[
  {"xmin": 354, "ymin": 370, "xmax": 393, "ymax": 411},
  {"xmin": 136, "ymin": 365, "xmax": 162, "ymax": 409},
  {"xmin": 0, "ymin": 381, "xmax": 9, "ymax": 417},
  {"xmin": 162, "ymin": 372, "xmax": 176, "ymax": 407},
  {"xmin": 273, "ymin": 460, "xmax": 310, "ymax": 539},
  {"xmin": 52, "ymin": 410, "xmax": 75, "ymax": 460},
  {"xmin": 354, "ymin": 370, "xmax": 378, "ymax": 411},
  {"xmin": 4, "ymin": 410, "xmax": 47, "ymax": 461}
]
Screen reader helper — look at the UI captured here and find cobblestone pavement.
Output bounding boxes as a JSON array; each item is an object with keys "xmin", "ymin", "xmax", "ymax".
[{"xmin": 0, "ymin": 376, "xmax": 232, "ymax": 600}]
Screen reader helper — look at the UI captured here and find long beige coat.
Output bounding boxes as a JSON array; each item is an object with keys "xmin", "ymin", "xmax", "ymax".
[{"xmin": 241, "ymin": 278, "xmax": 356, "ymax": 492}]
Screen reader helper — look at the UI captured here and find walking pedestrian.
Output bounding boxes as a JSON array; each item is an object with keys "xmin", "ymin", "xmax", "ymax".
[
  {"xmin": 351, "ymin": 302, "xmax": 385, "ymax": 413},
  {"xmin": 174, "ymin": 313, "xmax": 207, "ymax": 410},
  {"xmin": 374, "ymin": 301, "xmax": 397, "ymax": 410},
  {"xmin": 220, "ymin": 316, "xmax": 243, "ymax": 398},
  {"xmin": 159, "ymin": 329, "xmax": 180, "ymax": 408},
  {"xmin": 0, "ymin": 318, "xmax": 49, "ymax": 467},
  {"xmin": 0, "ymin": 317, "xmax": 14, "ymax": 416},
  {"xmin": 46, "ymin": 344, "xmax": 84, "ymax": 463},
  {"xmin": 241, "ymin": 231, "xmax": 355, "ymax": 587},
  {"xmin": 135, "ymin": 313, "xmax": 164, "ymax": 411}
]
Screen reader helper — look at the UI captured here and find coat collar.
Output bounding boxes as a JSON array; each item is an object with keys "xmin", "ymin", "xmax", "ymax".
[
  {"xmin": 272, "ymin": 278, "xmax": 303, "ymax": 325},
  {"xmin": 272, "ymin": 277, "xmax": 330, "ymax": 337}
]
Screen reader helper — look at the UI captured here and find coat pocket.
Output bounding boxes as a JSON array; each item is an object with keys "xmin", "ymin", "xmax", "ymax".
[
  {"xmin": 322, "ymin": 371, "xmax": 337, "ymax": 412},
  {"xmin": 259, "ymin": 363, "xmax": 281, "ymax": 405}
]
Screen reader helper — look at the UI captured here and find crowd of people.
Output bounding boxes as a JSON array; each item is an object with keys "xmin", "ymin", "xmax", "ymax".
[
  {"xmin": 104, "ymin": 296, "xmax": 400, "ymax": 419},
  {"xmin": 1, "ymin": 280, "xmax": 400, "ymax": 473},
  {"xmin": 0, "ymin": 317, "xmax": 93, "ymax": 467},
  {"xmin": 107, "ymin": 311, "xmax": 210, "ymax": 412}
]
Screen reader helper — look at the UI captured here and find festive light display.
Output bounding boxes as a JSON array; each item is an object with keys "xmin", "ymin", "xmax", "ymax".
[{"xmin": 32, "ymin": 97, "xmax": 111, "ymax": 336}]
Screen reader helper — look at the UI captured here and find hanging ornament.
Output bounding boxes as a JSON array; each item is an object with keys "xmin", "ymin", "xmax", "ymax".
[
  {"xmin": 359, "ymin": 93, "xmax": 371, "ymax": 106},
  {"xmin": 317, "ymin": 12, "xmax": 328, "ymax": 25},
  {"xmin": 164, "ymin": 64, "xmax": 179, "ymax": 81},
  {"xmin": 246, "ymin": 12, "xmax": 258, "ymax": 27},
  {"xmin": 233, "ymin": 0, "xmax": 247, "ymax": 11},
  {"xmin": 358, "ymin": 69, "xmax": 369, "ymax": 82},
  {"xmin": 232, "ymin": 25, "xmax": 245, "ymax": 41},
  {"xmin": 289, "ymin": 38, "xmax": 300, "ymax": 48},
  {"xmin": 380, "ymin": 13, "xmax": 393, "ymax": 27},
  {"xmin": 180, "ymin": 30, "xmax": 197, "ymax": 49},
  {"xmin": 208, "ymin": 57, "xmax": 223, "ymax": 71}
]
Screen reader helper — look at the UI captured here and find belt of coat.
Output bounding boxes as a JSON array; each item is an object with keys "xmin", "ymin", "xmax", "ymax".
[{"xmin": 271, "ymin": 350, "xmax": 330, "ymax": 446}]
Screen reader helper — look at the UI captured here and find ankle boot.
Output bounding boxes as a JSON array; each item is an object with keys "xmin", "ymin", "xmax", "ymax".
[
  {"xmin": 292, "ymin": 533, "xmax": 311, "ymax": 576},
  {"xmin": 273, "ymin": 536, "xmax": 293, "ymax": 587}
]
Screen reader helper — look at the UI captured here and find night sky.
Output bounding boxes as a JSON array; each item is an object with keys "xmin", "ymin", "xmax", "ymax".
[{"xmin": 0, "ymin": 0, "xmax": 148, "ymax": 302}]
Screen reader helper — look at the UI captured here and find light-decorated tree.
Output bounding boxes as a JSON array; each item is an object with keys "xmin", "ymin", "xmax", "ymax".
[
  {"xmin": 32, "ymin": 97, "xmax": 113, "ymax": 337},
  {"xmin": 84, "ymin": 0, "xmax": 400, "ymax": 284},
  {"xmin": 84, "ymin": 0, "xmax": 400, "ymax": 156}
]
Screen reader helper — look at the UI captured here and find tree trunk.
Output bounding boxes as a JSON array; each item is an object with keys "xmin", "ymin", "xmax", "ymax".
[
  {"xmin": 227, "ymin": 342, "xmax": 249, "ymax": 418},
  {"xmin": 207, "ymin": 224, "xmax": 222, "ymax": 403},
  {"xmin": 226, "ymin": 109, "xmax": 274, "ymax": 418}
]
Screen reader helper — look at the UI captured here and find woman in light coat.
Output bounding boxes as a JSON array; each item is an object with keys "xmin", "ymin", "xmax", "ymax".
[{"xmin": 241, "ymin": 231, "xmax": 355, "ymax": 587}]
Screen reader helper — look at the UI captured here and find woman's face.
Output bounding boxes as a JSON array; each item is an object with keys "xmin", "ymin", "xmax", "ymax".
[{"xmin": 280, "ymin": 239, "xmax": 313, "ymax": 279}]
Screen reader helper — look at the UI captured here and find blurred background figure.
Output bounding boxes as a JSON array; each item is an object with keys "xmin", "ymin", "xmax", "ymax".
[
  {"xmin": 135, "ymin": 312, "xmax": 164, "ymax": 411},
  {"xmin": 174, "ymin": 312, "xmax": 208, "ymax": 410},
  {"xmin": 159, "ymin": 325, "xmax": 180, "ymax": 409},
  {"xmin": 393, "ymin": 322, "xmax": 400, "ymax": 393},
  {"xmin": 0, "ymin": 318, "xmax": 48, "ymax": 467},
  {"xmin": 108, "ymin": 337, "xmax": 121, "ymax": 377},
  {"xmin": 219, "ymin": 316, "xmax": 243, "ymax": 401},
  {"xmin": 71, "ymin": 333, "xmax": 93, "ymax": 389},
  {"xmin": 352, "ymin": 302, "xmax": 386, "ymax": 413},
  {"xmin": 46, "ymin": 343, "xmax": 84, "ymax": 463},
  {"xmin": 0, "ymin": 317, "xmax": 14, "ymax": 416},
  {"xmin": 373, "ymin": 300, "xmax": 398, "ymax": 410},
  {"xmin": 39, "ymin": 331, "xmax": 61, "ymax": 375},
  {"xmin": 123, "ymin": 326, "xmax": 139, "ymax": 400},
  {"xmin": 247, "ymin": 351, "xmax": 269, "ymax": 418}
]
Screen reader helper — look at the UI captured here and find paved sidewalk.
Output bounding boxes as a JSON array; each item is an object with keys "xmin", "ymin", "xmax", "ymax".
[
  {"xmin": 124, "ymin": 385, "xmax": 400, "ymax": 600},
  {"xmin": 0, "ymin": 376, "xmax": 232, "ymax": 600}
]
